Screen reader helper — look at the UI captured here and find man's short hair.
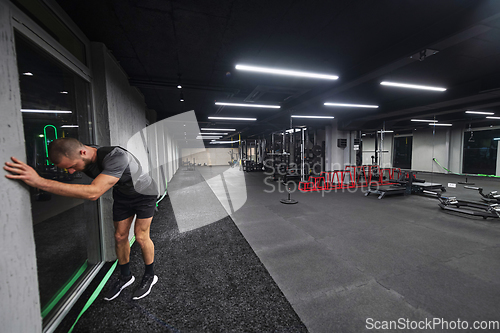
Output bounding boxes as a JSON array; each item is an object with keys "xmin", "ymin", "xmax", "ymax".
[{"xmin": 48, "ymin": 138, "xmax": 84, "ymax": 164}]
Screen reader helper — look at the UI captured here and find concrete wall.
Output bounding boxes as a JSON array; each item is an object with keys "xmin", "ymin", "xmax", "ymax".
[
  {"xmin": 182, "ymin": 148, "xmax": 239, "ymax": 166},
  {"xmin": 0, "ymin": 2, "xmax": 42, "ymax": 332},
  {"xmin": 90, "ymin": 43, "xmax": 115, "ymax": 261},
  {"xmin": 91, "ymin": 42, "xmax": 178, "ymax": 260}
]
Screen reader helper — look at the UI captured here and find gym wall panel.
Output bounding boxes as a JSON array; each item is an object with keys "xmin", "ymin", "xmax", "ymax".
[
  {"xmin": 362, "ymin": 137, "xmax": 376, "ymax": 165},
  {"xmin": 379, "ymin": 133, "xmax": 393, "ymax": 169},
  {"xmin": 412, "ymin": 128, "xmax": 450, "ymax": 173},
  {"xmin": 325, "ymin": 123, "xmax": 349, "ymax": 170},
  {"xmin": 449, "ymin": 126, "xmax": 464, "ymax": 174},
  {"xmin": 0, "ymin": 1, "xmax": 42, "ymax": 332}
]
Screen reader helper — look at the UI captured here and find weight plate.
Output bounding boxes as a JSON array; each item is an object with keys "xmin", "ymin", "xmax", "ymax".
[{"xmin": 312, "ymin": 145, "xmax": 322, "ymax": 157}]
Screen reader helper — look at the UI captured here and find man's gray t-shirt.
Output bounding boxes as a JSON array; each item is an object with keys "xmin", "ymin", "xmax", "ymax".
[{"xmin": 84, "ymin": 147, "xmax": 154, "ymax": 196}]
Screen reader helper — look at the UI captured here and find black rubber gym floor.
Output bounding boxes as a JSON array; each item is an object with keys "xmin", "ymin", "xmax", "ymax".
[{"xmin": 56, "ymin": 170, "xmax": 307, "ymax": 333}]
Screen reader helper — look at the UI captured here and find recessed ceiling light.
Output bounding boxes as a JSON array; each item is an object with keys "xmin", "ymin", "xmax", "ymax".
[
  {"xmin": 208, "ymin": 116, "xmax": 256, "ymax": 121},
  {"xmin": 21, "ymin": 109, "xmax": 72, "ymax": 113},
  {"xmin": 235, "ymin": 64, "xmax": 339, "ymax": 80},
  {"xmin": 61, "ymin": 125, "xmax": 79, "ymax": 128},
  {"xmin": 429, "ymin": 123, "xmax": 452, "ymax": 126},
  {"xmin": 466, "ymin": 111, "xmax": 494, "ymax": 115},
  {"xmin": 177, "ymin": 85, "xmax": 182, "ymax": 89},
  {"xmin": 380, "ymin": 81, "xmax": 446, "ymax": 91},
  {"xmin": 200, "ymin": 128, "xmax": 236, "ymax": 131},
  {"xmin": 22, "ymin": 72, "xmax": 33, "ymax": 76},
  {"xmin": 324, "ymin": 102, "xmax": 378, "ymax": 108},
  {"xmin": 215, "ymin": 102, "xmax": 280, "ymax": 109},
  {"xmin": 291, "ymin": 115, "xmax": 334, "ymax": 119},
  {"xmin": 411, "ymin": 119, "xmax": 438, "ymax": 122},
  {"xmin": 60, "ymin": 91, "xmax": 69, "ymax": 94}
]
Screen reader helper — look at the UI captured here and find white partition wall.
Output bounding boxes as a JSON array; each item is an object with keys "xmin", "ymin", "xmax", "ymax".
[{"xmin": 412, "ymin": 128, "xmax": 450, "ymax": 173}]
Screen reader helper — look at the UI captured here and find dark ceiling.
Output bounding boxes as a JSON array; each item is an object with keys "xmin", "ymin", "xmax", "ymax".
[{"xmin": 55, "ymin": 0, "xmax": 500, "ymax": 137}]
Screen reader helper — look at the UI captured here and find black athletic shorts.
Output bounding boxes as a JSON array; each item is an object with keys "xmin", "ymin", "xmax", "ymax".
[{"xmin": 112, "ymin": 189, "xmax": 157, "ymax": 221}]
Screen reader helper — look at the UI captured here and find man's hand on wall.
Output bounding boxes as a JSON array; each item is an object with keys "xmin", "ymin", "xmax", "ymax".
[{"xmin": 4, "ymin": 157, "xmax": 43, "ymax": 188}]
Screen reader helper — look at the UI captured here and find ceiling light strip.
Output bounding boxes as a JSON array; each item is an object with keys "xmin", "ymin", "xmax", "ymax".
[
  {"xmin": 429, "ymin": 123, "xmax": 452, "ymax": 126},
  {"xmin": 196, "ymin": 136, "xmax": 223, "ymax": 139},
  {"xmin": 21, "ymin": 109, "xmax": 72, "ymax": 113},
  {"xmin": 486, "ymin": 116, "xmax": 500, "ymax": 120},
  {"xmin": 215, "ymin": 102, "xmax": 280, "ymax": 109},
  {"xmin": 466, "ymin": 111, "xmax": 494, "ymax": 115},
  {"xmin": 235, "ymin": 64, "xmax": 338, "ymax": 80},
  {"xmin": 380, "ymin": 81, "xmax": 446, "ymax": 91},
  {"xmin": 411, "ymin": 119, "xmax": 438, "ymax": 122},
  {"xmin": 324, "ymin": 103, "xmax": 378, "ymax": 108},
  {"xmin": 208, "ymin": 117, "xmax": 256, "ymax": 121},
  {"xmin": 200, "ymin": 128, "xmax": 236, "ymax": 131},
  {"xmin": 210, "ymin": 140, "xmax": 241, "ymax": 144},
  {"xmin": 291, "ymin": 115, "xmax": 334, "ymax": 119},
  {"xmin": 198, "ymin": 132, "xmax": 228, "ymax": 135}
]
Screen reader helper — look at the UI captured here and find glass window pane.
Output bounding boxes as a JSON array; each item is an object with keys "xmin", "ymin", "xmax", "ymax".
[
  {"xmin": 15, "ymin": 31, "xmax": 99, "ymax": 323},
  {"xmin": 463, "ymin": 129, "xmax": 499, "ymax": 175}
]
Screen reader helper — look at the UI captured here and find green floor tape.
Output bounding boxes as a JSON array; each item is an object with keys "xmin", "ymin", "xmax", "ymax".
[
  {"xmin": 41, "ymin": 261, "xmax": 88, "ymax": 318},
  {"xmin": 68, "ymin": 236, "xmax": 136, "ymax": 333},
  {"xmin": 156, "ymin": 179, "xmax": 168, "ymax": 207},
  {"xmin": 433, "ymin": 158, "xmax": 500, "ymax": 178}
]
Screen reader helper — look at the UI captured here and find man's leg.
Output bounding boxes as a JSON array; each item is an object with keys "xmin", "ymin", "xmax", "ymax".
[
  {"xmin": 134, "ymin": 217, "xmax": 154, "ymax": 264},
  {"xmin": 132, "ymin": 216, "xmax": 158, "ymax": 300},
  {"xmin": 103, "ymin": 215, "xmax": 135, "ymax": 301},
  {"xmin": 114, "ymin": 215, "xmax": 135, "ymax": 264}
]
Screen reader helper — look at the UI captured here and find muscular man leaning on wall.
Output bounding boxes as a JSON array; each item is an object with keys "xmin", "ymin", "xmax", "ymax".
[{"xmin": 4, "ymin": 137, "xmax": 159, "ymax": 301}]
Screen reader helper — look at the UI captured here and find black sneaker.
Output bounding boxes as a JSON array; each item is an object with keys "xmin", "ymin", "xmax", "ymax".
[
  {"xmin": 132, "ymin": 274, "xmax": 158, "ymax": 300},
  {"xmin": 103, "ymin": 275, "xmax": 135, "ymax": 301}
]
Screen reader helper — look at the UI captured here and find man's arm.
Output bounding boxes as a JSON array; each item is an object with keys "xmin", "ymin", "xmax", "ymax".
[{"xmin": 4, "ymin": 157, "xmax": 119, "ymax": 201}]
